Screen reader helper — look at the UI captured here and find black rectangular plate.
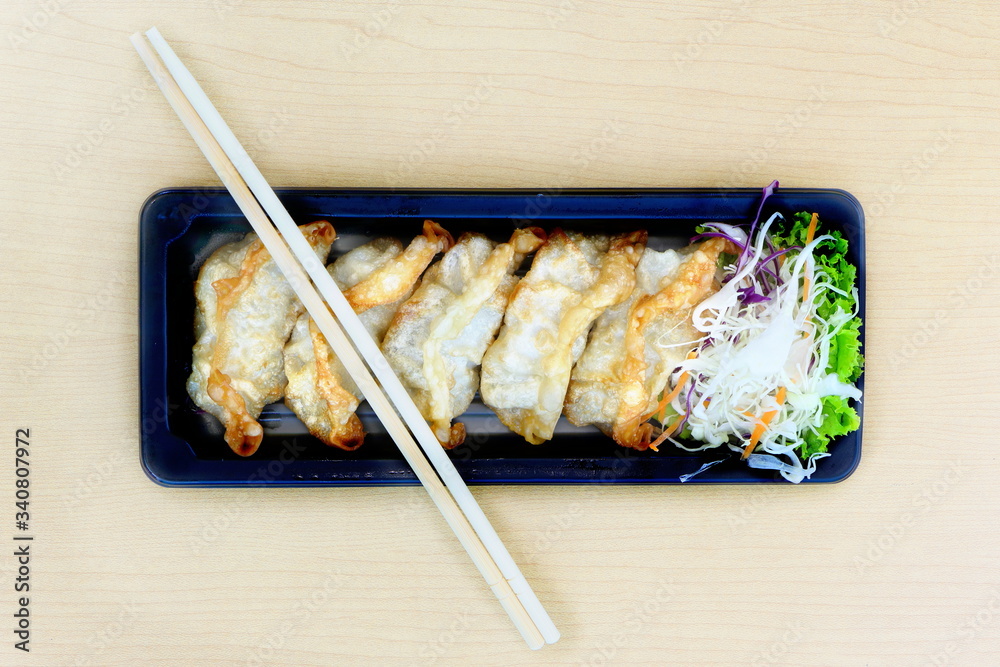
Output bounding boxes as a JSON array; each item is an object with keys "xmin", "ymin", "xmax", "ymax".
[{"xmin": 139, "ymin": 187, "xmax": 865, "ymax": 486}]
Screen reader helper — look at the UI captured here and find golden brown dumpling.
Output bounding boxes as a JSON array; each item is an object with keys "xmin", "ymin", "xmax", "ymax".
[
  {"xmin": 382, "ymin": 228, "xmax": 545, "ymax": 448},
  {"xmin": 564, "ymin": 238, "xmax": 730, "ymax": 450},
  {"xmin": 282, "ymin": 221, "xmax": 453, "ymax": 450},
  {"xmin": 480, "ymin": 230, "xmax": 646, "ymax": 444},
  {"xmin": 187, "ymin": 221, "xmax": 336, "ymax": 456}
]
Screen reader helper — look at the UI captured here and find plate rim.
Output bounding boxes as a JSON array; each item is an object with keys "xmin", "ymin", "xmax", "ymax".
[{"xmin": 139, "ymin": 186, "xmax": 865, "ymax": 486}]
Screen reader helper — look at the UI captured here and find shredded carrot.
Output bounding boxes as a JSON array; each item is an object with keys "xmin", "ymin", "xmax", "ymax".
[
  {"xmin": 643, "ymin": 350, "xmax": 698, "ymax": 422},
  {"xmin": 802, "ymin": 212, "xmax": 819, "ymax": 299},
  {"xmin": 649, "ymin": 414, "xmax": 685, "ymax": 452},
  {"xmin": 741, "ymin": 386, "xmax": 787, "ymax": 460}
]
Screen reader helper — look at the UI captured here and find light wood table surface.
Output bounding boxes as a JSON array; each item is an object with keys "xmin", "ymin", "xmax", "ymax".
[{"xmin": 2, "ymin": 1, "xmax": 998, "ymax": 665}]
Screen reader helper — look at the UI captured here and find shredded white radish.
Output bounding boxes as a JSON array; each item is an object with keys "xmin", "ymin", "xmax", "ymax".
[{"xmin": 665, "ymin": 213, "xmax": 860, "ymax": 483}]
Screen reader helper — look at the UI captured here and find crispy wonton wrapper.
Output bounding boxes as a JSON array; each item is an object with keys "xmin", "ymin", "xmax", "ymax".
[
  {"xmin": 382, "ymin": 228, "xmax": 546, "ymax": 448},
  {"xmin": 480, "ymin": 230, "xmax": 646, "ymax": 444},
  {"xmin": 187, "ymin": 221, "xmax": 336, "ymax": 456},
  {"xmin": 564, "ymin": 237, "xmax": 730, "ymax": 450},
  {"xmin": 282, "ymin": 221, "xmax": 453, "ymax": 450}
]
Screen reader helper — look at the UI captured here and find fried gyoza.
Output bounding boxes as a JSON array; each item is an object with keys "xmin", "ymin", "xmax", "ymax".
[
  {"xmin": 187, "ymin": 221, "xmax": 336, "ymax": 456},
  {"xmin": 382, "ymin": 228, "xmax": 546, "ymax": 448},
  {"xmin": 282, "ymin": 221, "xmax": 453, "ymax": 450},
  {"xmin": 564, "ymin": 238, "xmax": 730, "ymax": 450},
  {"xmin": 480, "ymin": 230, "xmax": 646, "ymax": 444}
]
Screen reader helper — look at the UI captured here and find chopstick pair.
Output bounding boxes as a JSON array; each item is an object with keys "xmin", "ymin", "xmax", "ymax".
[{"xmin": 130, "ymin": 28, "xmax": 559, "ymax": 649}]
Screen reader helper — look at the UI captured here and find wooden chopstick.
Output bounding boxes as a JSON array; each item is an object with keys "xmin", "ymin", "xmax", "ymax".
[
  {"xmin": 130, "ymin": 30, "xmax": 556, "ymax": 649},
  {"xmin": 141, "ymin": 26, "xmax": 559, "ymax": 647}
]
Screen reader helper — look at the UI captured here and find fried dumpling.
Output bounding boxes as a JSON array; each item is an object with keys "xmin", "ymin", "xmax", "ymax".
[
  {"xmin": 564, "ymin": 237, "xmax": 730, "ymax": 450},
  {"xmin": 382, "ymin": 228, "xmax": 546, "ymax": 448},
  {"xmin": 187, "ymin": 221, "xmax": 336, "ymax": 456},
  {"xmin": 283, "ymin": 221, "xmax": 453, "ymax": 450},
  {"xmin": 480, "ymin": 230, "xmax": 646, "ymax": 444}
]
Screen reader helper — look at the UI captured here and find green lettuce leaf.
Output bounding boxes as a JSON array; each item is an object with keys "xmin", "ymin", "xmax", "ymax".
[
  {"xmin": 830, "ymin": 315, "xmax": 864, "ymax": 383},
  {"xmin": 773, "ymin": 211, "xmax": 865, "ymax": 457},
  {"xmin": 801, "ymin": 396, "xmax": 861, "ymax": 459}
]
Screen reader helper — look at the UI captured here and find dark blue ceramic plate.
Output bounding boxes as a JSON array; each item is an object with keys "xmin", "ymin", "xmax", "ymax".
[{"xmin": 139, "ymin": 188, "xmax": 864, "ymax": 486}]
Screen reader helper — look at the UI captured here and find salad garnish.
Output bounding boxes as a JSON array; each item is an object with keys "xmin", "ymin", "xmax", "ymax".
[{"xmin": 655, "ymin": 182, "xmax": 864, "ymax": 482}]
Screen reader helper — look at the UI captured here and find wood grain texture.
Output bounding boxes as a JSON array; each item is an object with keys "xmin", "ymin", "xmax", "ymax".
[{"xmin": 1, "ymin": 0, "xmax": 998, "ymax": 665}]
